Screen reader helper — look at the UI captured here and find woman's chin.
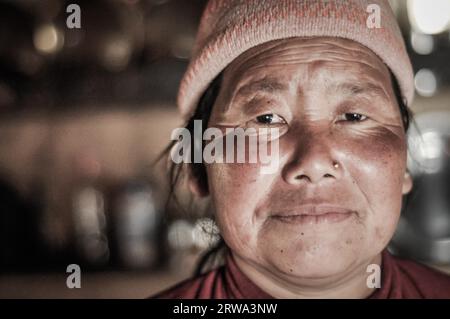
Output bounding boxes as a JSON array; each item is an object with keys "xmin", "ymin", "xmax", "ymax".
[{"xmin": 264, "ymin": 245, "xmax": 364, "ymax": 280}]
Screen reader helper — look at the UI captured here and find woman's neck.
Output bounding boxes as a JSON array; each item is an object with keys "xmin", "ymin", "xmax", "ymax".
[{"xmin": 232, "ymin": 252, "xmax": 382, "ymax": 299}]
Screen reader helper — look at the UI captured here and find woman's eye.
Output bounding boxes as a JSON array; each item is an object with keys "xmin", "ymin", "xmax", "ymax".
[
  {"xmin": 255, "ymin": 113, "xmax": 285, "ymax": 125},
  {"xmin": 341, "ymin": 113, "xmax": 368, "ymax": 122}
]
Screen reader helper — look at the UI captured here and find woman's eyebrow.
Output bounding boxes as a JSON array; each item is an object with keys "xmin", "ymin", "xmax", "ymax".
[
  {"xmin": 235, "ymin": 78, "xmax": 389, "ymax": 100},
  {"xmin": 235, "ymin": 77, "xmax": 288, "ymax": 97},
  {"xmin": 327, "ymin": 82, "xmax": 390, "ymax": 100},
  {"xmin": 224, "ymin": 77, "xmax": 288, "ymax": 113}
]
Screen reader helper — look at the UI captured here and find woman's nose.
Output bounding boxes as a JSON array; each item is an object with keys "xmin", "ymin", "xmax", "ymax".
[{"xmin": 282, "ymin": 130, "xmax": 342, "ymax": 185}]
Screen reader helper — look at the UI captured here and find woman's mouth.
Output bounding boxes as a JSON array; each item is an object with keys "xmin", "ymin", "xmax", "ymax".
[{"xmin": 270, "ymin": 205, "xmax": 356, "ymax": 225}]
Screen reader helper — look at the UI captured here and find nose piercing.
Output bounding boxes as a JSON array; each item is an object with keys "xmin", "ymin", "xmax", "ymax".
[{"xmin": 333, "ymin": 162, "xmax": 340, "ymax": 169}]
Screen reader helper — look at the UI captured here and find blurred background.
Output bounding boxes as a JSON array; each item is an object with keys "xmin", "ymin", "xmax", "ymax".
[{"xmin": 0, "ymin": 0, "xmax": 449, "ymax": 298}]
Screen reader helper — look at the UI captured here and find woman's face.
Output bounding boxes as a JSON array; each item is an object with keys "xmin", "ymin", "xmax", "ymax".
[{"xmin": 197, "ymin": 37, "xmax": 412, "ymax": 280}]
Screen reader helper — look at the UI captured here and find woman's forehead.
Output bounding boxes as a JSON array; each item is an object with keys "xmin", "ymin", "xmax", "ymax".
[
  {"xmin": 219, "ymin": 37, "xmax": 393, "ymax": 105},
  {"xmin": 225, "ymin": 37, "xmax": 389, "ymax": 86}
]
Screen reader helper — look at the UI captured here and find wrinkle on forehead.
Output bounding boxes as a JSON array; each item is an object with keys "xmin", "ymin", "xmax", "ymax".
[
  {"xmin": 229, "ymin": 37, "xmax": 387, "ymax": 73},
  {"xmin": 218, "ymin": 37, "xmax": 393, "ymax": 114}
]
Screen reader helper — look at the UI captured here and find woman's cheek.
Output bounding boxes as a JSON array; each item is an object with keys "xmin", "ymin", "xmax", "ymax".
[
  {"xmin": 340, "ymin": 130, "xmax": 406, "ymax": 244},
  {"xmin": 349, "ymin": 129, "xmax": 406, "ymax": 191},
  {"xmin": 205, "ymin": 127, "xmax": 285, "ymax": 205},
  {"xmin": 206, "ymin": 162, "xmax": 267, "ymax": 212}
]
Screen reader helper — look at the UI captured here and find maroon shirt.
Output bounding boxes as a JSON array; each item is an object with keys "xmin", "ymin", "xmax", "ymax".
[{"xmin": 153, "ymin": 250, "xmax": 450, "ymax": 299}]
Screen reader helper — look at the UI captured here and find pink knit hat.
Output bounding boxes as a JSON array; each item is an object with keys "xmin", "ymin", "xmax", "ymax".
[{"xmin": 178, "ymin": 0, "xmax": 414, "ymax": 119}]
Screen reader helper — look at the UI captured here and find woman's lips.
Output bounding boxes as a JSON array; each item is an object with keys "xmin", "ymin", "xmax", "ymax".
[{"xmin": 270, "ymin": 205, "xmax": 355, "ymax": 225}]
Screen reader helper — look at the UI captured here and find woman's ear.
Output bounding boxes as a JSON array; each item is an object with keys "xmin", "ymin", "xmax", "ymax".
[
  {"xmin": 188, "ymin": 167, "xmax": 209, "ymax": 197},
  {"xmin": 402, "ymin": 171, "xmax": 413, "ymax": 195}
]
